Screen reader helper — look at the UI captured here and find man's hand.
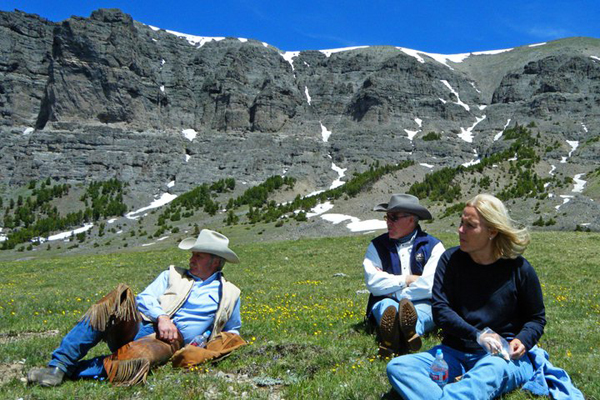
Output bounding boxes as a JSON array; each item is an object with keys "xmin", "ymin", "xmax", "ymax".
[
  {"xmin": 509, "ymin": 338, "xmax": 526, "ymax": 360},
  {"xmin": 405, "ymin": 275, "xmax": 420, "ymax": 286},
  {"xmin": 157, "ymin": 315, "xmax": 179, "ymax": 343}
]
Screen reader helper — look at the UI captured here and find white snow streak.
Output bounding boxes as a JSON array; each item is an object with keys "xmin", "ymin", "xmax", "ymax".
[
  {"xmin": 398, "ymin": 48, "xmax": 425, "ymax": 63},
  {"xmin": 167, "ymin": 181, "xmax": 175, "ymax": 188},
  {"xmin": 590, "ymin": 56, "xmax": 600, "ymax": 62},
  {"xmin": 566, "ymin": 140, "xmax": 579, "ymax": 158},
  {"xmin": 549, "ymin": 165, "xmax": 556, "ymax": 176},
  {"xmin": 306, "ymin": 201, "xmax": 335, "ymax": 218},
  {"xmin": 320, "ymin": 122, "xmax": 332, "ymax": 142},
  {"xmin": 47, "ymin": 223, "xmax": 94, "ymax": 242},
  {"xmin": 470, "ymin": 82, "xmax": 481, "ymax": 93},
  {"xmin": 160, "ymin": 85, "xmax": 165, "ymax": 93},
  {"xmin": 397, "ymin": 46, "xmax": 511, "ymax": 69},
  {"xmin": 163, "ymin": 28, "xmax": 227, "ymax": 47},
  {"xmin": 23, "ymin": 127, "xmax": 34, "ymax": 135},
  {"xmin": 494, "ymin": 119, "xmax": 511, "ymax": 141},
  {"xmin": 282, "ymin": 51, "xmax": 300, "ymax": 70},
  {"xmin": 126, "ymin": 193, "xmax": 178, "ymax": 220},
  {"xmin": 182, "ymin": 129, "xmax": 197, "ymax": 142},
  {"xmin": 420, "ymin": 163, "xmax": 434, "ymax": 169},
  {"xmin": 556, "ymin": 195, "xmax": 573, "ymax": 210},
  {"xmin": 458, "ymin": 116, "xmax": 486, "ymax": 143},
  {"xmin": 572, "ymin": 174, "xmax": 586, "ymax": 193},
  {"xmin": 440, "ymin": 80, "xmax": 470, "ymax": 111},
  {"xmin": 305, "ymin": 86, "xmax": 312, "ymax": 105},
  {"xmin": 581, "ymin": 122, "xmax": 588, "ymax": 132},
  {"xmin": 415, "ymin": 118, "xmax": 423, "ymax": 127},
  {"xmin": 405, "ymin": 129, "xmax": 419, "ymax": 141},
  {"xmin": 330, "ymin": 163, "xmax": 347, "ymax": 189},
  {"xmin": 529, "ymin": 42, "xmax": 547, "ymax": 47},
  {"xmin": 319, "ymin": 46, "xmax": 368, "ymax": 58},
  {"xmin": 320, "ymin": 214, "xmax": 386, "ymax": 232}
]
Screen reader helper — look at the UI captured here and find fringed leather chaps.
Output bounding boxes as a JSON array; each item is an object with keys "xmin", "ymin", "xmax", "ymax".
[
  {"xmin": 79, "ymin": 283, "xmax": 141, "ymax": 351},
  {"xmin": 79, "ymin": 283, "xmax": 183, "ymax": 386},
  {"xmin": 103, "ymin": 335, "xmax": 183, "ymax": 385}
]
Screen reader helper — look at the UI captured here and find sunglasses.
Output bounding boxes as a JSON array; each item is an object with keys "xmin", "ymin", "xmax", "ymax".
[{"xmin": 384, "ymin": 213, "xmax": 411, "ymax": 222}]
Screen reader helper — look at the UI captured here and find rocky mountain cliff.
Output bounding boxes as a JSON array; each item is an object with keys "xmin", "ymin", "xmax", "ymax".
[{"xmin": 1, "ymin": 8, "xmax": 599, "ymax": 241}]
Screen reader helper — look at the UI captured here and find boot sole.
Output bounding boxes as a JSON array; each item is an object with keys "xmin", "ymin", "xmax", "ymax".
[
  {"xmin": 378, "ymin": 305, "xmax": 400, "ymax": 356},
  {"xmin": 398, "ymin": 299, "xmax": 421, "ymax": 352}
]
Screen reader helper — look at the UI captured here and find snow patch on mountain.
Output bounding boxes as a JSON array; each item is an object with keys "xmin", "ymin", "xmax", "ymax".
[
  {"xmin": 330, "ymin": 163, "xmax": 347, "ymax": 189},
  {"xmin": 566, "ymin": 140, "xmax": 579, "ymax": 158},
  {"xmin": 440, "ymin": 80, "xmax": 470, "ymax": 111},
  {"xmin": 47, "ymin": 223, "xmax": 94, "ymax": 242},
  {"xmin": 494, "ymin": 119, "xmax": 511, "ymax": 141},
  {"xmin": 320, "ymin": 214, "xmax": 386, "ymax": 232},
  {"xmin": 126, "ymin": 193, "xmax": 178, "ymax": 220},
  {"xmin": 458, "ymin": 116, "xmax": 486, "ymax": 143},
  {"xmin": 572, "ymin": 174, "xmax": 586, "ymax": 193},
  {"xmin": 182, "ymin": 129, "xmax": 197, "ymax": 141},
  {"xmin": 320, "ymin": 122, "xmax": 332, "ymax": 142},
  {"xmin": 319, "ymin": 46, "xmax": 368, "ymax": 58}
]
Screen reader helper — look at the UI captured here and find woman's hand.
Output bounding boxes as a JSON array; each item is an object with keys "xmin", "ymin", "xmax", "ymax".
[
  {"xmin": 509, "ymin": 338, "xmax": 526, "ymax": 360},
  {"xmin": 157, "ymin": 315, "xmax": 179, "ymax": 343}
]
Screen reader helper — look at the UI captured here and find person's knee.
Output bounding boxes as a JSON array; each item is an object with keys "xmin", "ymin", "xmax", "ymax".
[{"xmin": 386, "ymin": 356, "xmax": 409, "ymax": 380}]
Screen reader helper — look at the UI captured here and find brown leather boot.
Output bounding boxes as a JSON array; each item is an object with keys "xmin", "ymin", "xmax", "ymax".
[{"xmin": 398, "ymin": 298, "xmax": 421, "ymax": 352}]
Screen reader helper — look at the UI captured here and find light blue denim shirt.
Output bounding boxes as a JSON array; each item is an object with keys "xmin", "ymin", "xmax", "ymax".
[{"xmin": 136, "ymin": 269, "xmax": 241, "ymax": 344}]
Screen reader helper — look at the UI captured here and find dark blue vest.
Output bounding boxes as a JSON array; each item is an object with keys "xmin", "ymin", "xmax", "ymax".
[{"xmin": 365, "ymin": 226, "xmax": 441, "ymax": 319}]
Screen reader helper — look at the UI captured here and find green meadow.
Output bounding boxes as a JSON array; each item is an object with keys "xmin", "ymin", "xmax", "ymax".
[{"xmin": 0, "ymin": 231, "xmax": 598, "ymax": 399}]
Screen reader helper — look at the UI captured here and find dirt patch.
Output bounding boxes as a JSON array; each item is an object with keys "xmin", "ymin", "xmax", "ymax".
[
  {"xmin": 0, "ymin": 329, "xmax": 59, "ymax": 345},
  {"xmin": 0, "ymin": 361, "xmax": 26, "ymax": 385}
]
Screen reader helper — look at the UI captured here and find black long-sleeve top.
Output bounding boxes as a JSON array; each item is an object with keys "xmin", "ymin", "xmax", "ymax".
[{"xmin": 432, "ymin": 247, "xmax": 546, "ymax": 353}]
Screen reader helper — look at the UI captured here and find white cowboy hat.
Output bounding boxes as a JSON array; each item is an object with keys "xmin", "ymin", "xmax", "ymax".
[
  {"xmin": 178, "ymin": 229, "xmax": 240, "ymax": 264},
  {"xmin": 373, "ymin": 194, "xmax": 433, "ymax": 220}
]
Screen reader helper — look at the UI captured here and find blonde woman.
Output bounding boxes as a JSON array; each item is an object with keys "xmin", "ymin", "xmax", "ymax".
[{"xmin": 387, "ymin": 194, "xmax": 547, "ymax": 398}]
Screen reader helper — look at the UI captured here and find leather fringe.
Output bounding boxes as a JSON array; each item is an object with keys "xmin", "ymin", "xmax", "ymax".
[
  {"xmin": 80, "ymin": 283, "xmax": 140, "ymax": 332},
  {"xmin": 104, "ymin": 358, "xmax": 150, "ymax": 386}
]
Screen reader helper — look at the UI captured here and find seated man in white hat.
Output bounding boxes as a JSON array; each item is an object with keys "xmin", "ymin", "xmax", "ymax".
[
  {"xmin": 364, "ymin": 194, "xmax": 445, "ymax": 358},
  {"xmin": 28, "ymin": 229, "xmax": 242, "ymax": 387}
]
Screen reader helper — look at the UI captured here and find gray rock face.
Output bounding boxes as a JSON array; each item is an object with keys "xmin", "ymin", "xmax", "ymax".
[{"xmin": 0, "ymin": 9, "xmax": 599, "ymax": 226}]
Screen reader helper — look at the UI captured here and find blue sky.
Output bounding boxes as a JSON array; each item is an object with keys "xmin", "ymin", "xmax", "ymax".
[{"xmin": 1, "ymin": 0, "xmax": 599, "ymax": 53}]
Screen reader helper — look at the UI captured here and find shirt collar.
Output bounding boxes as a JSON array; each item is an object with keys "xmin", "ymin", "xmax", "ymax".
[{"xmin": 187, "ymin": 270, "xmax": 222, "ymax": 284}]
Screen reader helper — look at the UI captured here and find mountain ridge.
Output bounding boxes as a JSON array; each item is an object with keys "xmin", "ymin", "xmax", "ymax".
[{"xmin": 1, "ymin": 8, "xmax": 599, "ymax": 252}]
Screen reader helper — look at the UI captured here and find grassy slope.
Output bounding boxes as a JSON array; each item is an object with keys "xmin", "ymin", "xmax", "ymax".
[{"xmin": 0, "ymin": 231, "xmax": 598, "ymax": 399}]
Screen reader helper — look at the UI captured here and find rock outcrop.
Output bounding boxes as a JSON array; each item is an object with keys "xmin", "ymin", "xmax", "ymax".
[{"xmin": 1, "ymin": 9, "xmax": 599, "ymax": 225}]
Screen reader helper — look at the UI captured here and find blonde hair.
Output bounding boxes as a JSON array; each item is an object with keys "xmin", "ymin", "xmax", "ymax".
[{"xmin": 466, "ymin": 194, "xmax": 530, "ymax": 259}]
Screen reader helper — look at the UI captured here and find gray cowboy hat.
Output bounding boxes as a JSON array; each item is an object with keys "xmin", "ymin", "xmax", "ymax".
[
  {"xmin": 178, "ymin": 229, "xmax": 240, "ymax": 263},
  {"xmin": 373, "ymin": 194, "xmax": 432, "ymax": 220}
]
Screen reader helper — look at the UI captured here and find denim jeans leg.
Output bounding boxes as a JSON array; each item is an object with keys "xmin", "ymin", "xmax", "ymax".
[
  {"xmin": 48, "ymin": 320, "xmax": 105, "ymax": 376},
  {"xmin": 386, "ymin": 347, "xmax": 443, "ymax": 399},
  {"xmin": 413, "ymin": 300, "xmax": 435, "ymax": 336},
  {"xmin": 441, "ymin": 352, "xmax": 534, "ymax": 399}
]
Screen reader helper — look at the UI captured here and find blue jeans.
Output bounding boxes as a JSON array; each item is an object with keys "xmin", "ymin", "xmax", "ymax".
[
  {"xmin": 48, "ymin": 320, "xmax": 156, "ymax": 379},
  {"xmin": 371, "ymin": 298, "xmax": 435, "ymax": 336},
  {"xmin": 387, "ymin": 344, "xmax": 535, "ymax": 399}
]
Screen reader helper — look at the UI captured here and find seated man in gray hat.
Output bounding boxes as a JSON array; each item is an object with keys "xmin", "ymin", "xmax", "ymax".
[
  {"xmin": 28, "ymin": 229, "xmax": 242, "ymax": 387},
  {"xmin": 364, "ymin": 194, "xmax": 445, "ymax": 358}
]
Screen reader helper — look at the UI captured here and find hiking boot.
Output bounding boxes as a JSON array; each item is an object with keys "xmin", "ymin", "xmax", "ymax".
[
  {"xmin": 398, "ymin": 298, "xmax": 421, "ymax": 352},
  {"xmin": 378, "ymin": 305, "xmax": 406, "ymax": 358},
  {"xmin": 27, "ymin": 366, "xmax": 65, "ymax": 387}
]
